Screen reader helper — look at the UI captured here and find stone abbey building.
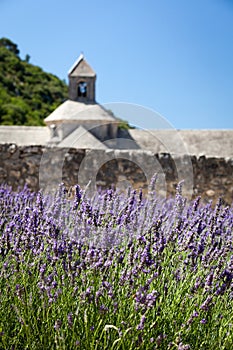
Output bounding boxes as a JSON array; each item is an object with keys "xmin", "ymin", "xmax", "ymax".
[
  {"xmin": 0, "ymin": 55, "xmax": 232, "ymax": 203},
  {"xmin": 0, "ymin": 53, "xmax": 232, "ymax": 158}
]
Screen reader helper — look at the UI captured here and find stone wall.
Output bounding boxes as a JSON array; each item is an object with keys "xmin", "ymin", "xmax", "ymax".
[{"xmin": 0, "ymin": 143, "xmax": 232, "ymax": 204}]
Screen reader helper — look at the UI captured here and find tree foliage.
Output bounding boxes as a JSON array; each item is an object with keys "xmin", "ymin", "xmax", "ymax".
[{"xmin": 0, "ymin": 38, "xmax": 68, "ymax": 126}]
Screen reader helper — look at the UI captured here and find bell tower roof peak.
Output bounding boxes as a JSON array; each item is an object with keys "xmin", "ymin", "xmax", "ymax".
[
  {"xmin": 68, "ymin": 53, "xmax": 96, "ymax": 77},
  {"xmin": 68, "ymin": 53, "xmax": 96, "ymax": 102},
  {"xmin": 68, "ymin": 53, "xmax": 84, "ymax": 75}
]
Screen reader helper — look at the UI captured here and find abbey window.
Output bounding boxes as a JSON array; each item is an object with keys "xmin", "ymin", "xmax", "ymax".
[{"xmin": 77, "ymin": 82, "xmax": 87, "ymax": 98}]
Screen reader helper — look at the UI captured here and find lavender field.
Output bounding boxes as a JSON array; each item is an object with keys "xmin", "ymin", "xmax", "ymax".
[{"xmin": 0, "ymin": 183, "xmax": 232, "ymax": 349}]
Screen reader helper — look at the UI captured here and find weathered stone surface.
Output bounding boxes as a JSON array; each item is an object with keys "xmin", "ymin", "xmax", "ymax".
[
  {"xmin": 0, "ymin": 144, "xmax": 232, "ymax": 204},
  {"xmin": 206, "ymin": 189, "xmax": 215, "ymax": 197},
  {"xmin": 0, "ymin": 167, "xmax": 7, "ymax": 179},
  {"xmin": 9, "ymin": 170, "xmax": 21, "ymax": 180}
]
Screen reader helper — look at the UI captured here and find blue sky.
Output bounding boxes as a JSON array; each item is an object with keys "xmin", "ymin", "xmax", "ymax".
[{"xmin": 1, "ymin": 0, "xmax": 233, "ymax": 129}]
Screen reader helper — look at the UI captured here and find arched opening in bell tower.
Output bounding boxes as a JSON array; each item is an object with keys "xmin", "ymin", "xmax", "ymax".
[{"xmin": 77, "ymin": 81, "xmax": 87, "ymax": 98}]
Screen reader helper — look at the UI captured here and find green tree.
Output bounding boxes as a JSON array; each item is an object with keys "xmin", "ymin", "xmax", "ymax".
[
  {"xmin": 0, "ymin": 37, "xmax": 20, "ymax": 56},
  {"xmin": 0, "ymin": 37, "xmax": 68, "ymax": 126}
]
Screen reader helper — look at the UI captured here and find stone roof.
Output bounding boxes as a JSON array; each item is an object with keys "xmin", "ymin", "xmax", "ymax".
[
  {"xmin": 44, "ymin": 100, "xmax": 118, "ymax": 124},
  {"xmin": 0, "ymin": 126, "xmax": 232, "ymax": 158},
  {"xmin": 0, "ymin": 126, "xmax": 49, "ymax": 146},
  {"xmin": 57, "ymin": 125, "xmax": 107, "ymax": 149},
  {"xmin": 68, "ymin": 54, "xmax": 96, "ymax": 77},
  {"xmin": 129, "ymin": 129, "xmax": 233, "ymax": 158}
]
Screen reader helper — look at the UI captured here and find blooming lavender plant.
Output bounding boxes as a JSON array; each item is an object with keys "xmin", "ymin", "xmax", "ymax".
[{"xmin": 0, "ymin": 182, "xmax": 232, "ymax": 349}]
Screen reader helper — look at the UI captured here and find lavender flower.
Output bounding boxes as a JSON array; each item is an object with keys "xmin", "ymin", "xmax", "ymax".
[
  {"xmin": 0, "ymin": 183, "xmax": 232, "ymax": 348},
  {"xmin": 54, "ymin": 319, "xmax": 62, "ymax": 330},
  {"xmin": 200, "ymin": 318, "xmax": 207, "ymax": 324},
  {"xmin": 200, "ymin": 296, "xmax": 213, "ymax": 311},
  {"xmin": 67, "ymin": 312, "xmax": 73, "ymax": 327},
  {"xmin": 137, "ymin": 315, "xmax": 146, "ymax": 330}
]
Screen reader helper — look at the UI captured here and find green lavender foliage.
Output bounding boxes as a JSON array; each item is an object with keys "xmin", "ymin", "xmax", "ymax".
[{"xmin": 0, "ymin": 184, "xmax": 232, "ymax": 349}]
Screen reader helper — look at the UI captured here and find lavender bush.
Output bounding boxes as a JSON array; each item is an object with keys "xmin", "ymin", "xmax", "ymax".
[{"xmin": 0, "ymin": 183, "xmax": 232, "ymax": 349}]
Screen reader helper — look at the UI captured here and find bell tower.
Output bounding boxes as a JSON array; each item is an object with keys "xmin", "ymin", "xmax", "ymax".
[{"xmin": 68, "ymin": 53, "xmax": 96, "ymax": 103}]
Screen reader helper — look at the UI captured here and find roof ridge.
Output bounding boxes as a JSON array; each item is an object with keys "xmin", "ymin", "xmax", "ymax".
[{"xmin": 68, "ymin": 53, "xmax": 84, "ymax": 75}]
